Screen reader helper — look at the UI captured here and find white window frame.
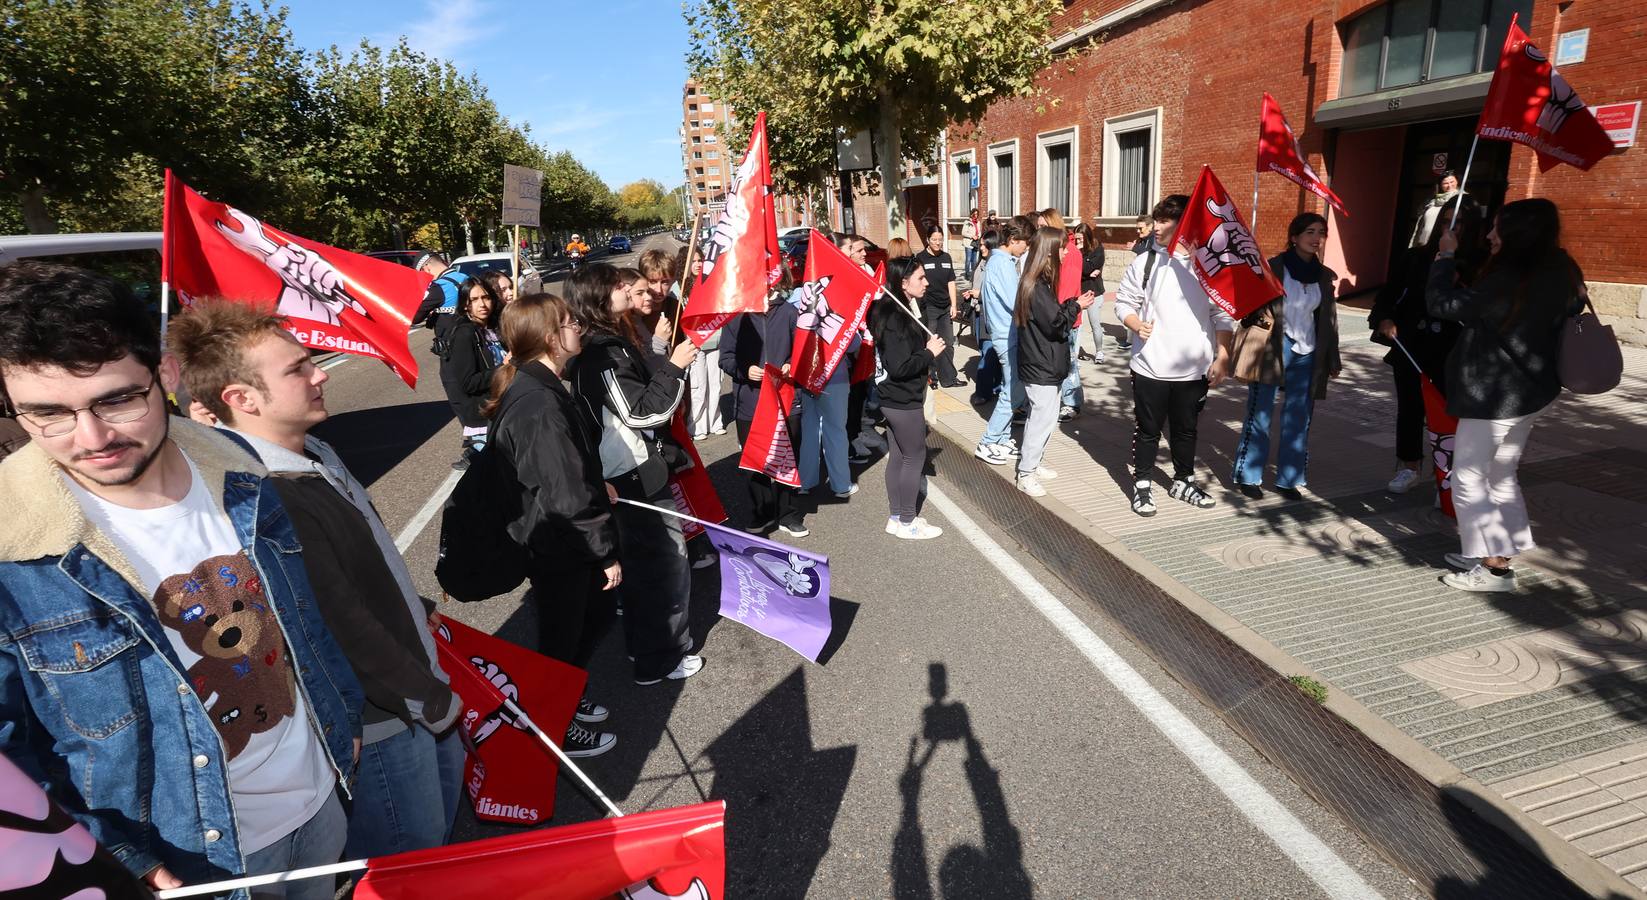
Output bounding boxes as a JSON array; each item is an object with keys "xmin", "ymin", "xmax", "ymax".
[
  {"xmin": 1100, "ymin": 107, "xmax": 1163, "ymax": 223},
  {"xmin": 1035, "ymin": 126, "xmax": 1080, "ymax": 220},
  {"xmin": 948, "ymin": 149, "xmax": 977, "ymax": 219},
  {"xmin": 987, "ymin": 138, "xmax": 1019, "ymax": 217},
  {"xmin": 700, "ymin": 102, "xmax": 715, "ymax": 112},
  {"xmin": 704, "ymin": 133, "xmax": 718, "ymax": 144}
]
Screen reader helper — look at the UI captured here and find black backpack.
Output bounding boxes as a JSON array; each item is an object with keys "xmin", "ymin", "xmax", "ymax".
[{"xmin": 434, "ymin": 400, "xmax": 529, "ymax": 602}]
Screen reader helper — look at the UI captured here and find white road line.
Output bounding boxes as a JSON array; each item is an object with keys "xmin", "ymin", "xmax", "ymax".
[
  {"xmin": 319, "ymin": 355, "xmax": 352, "ymax": 371},
  {"xmin": 394, "ymin": 470, "xmax": 462, "ymax": 553},
  {"xmin": 924, "ymin": 485, "xmax": 1383, "ymax": 900}
]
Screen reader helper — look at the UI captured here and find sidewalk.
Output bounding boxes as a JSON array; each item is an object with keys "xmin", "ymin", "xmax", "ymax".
[{"xmin": 928, "ymin": 309, "xmax": 1647, "ymax": 895}]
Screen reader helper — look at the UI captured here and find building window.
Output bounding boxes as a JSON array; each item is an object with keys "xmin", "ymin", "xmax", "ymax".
[
  {"xmin": 707, "ymin": 150, "xmax": 720, "ymax": 159},
  {"xmin": 988, "ymin": 140, "xmax": 1018, "ymax": 216},
  {"xmin": 949, "ymin": 150, "xmax": 977, "ymax": 218},
  {"xmin": 701, "ymin": 102, "xmax": 714, "ymax": 112},
  {"xmin": 1102, "ymin": 108, "xmax": 1161, "ymax": 219},
  {"xmin": 692, "ymin": 135, "xmax": 701, "ymax": 145},
  {"xmin": 688, "ymin": 103, "xmax": 698, "ymax": 112},
  {"xmin": 704, "ymin": 134, "xmax": 717, "ymax": 144},
  {"xmin": 689, "ymin": 120, "xmax": 699, "ymax": 129},
  {"xmin": 1337, "ymin": 0, "xmax": 1531, "ymax": 98},
  {"xmin": 693, "ymin": 151, "xmax": 702, "ymax": 159},
  {"xmin": 1035, "ymin": 127, "xmax": 1078, "ymax": 219}
]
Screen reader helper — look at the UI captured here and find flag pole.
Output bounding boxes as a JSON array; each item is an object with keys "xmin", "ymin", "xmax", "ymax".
[
  {"xmin": 157, "ymin": 860, "xmax": 369, "ymax": 899},
  {"xmin": 499, "ymin": 692, "xmax": 625, "ymax": 819},
  {"xmin": 670, "ymin": 212, "xmax": 706, "ymax": 347},
  {"xmin": 616, "ymin": 496, "xmax": 732, "ymax": 533},
  {"xmin": 1388, "ymin": 335, "xmax": 1423, "ymax": 374},
  {"xmin": 1448, "ymin": 134, "xmax": 1480, "ymax": 230},
  {"xmin": 160, "ymin": 169, "xmax": 175, "ymax": 342},
  {"xmin": 876, "ymin": 285, "xmax": 935, "ymax": 338},
  {"xmin": 1251, "ymin": 170, "xmax": 1260, "ymax": 235}
]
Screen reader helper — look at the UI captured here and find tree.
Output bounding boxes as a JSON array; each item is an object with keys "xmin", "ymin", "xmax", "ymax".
[{"xmin": 687, "ymin": 0, "xmax": 1059, "ymax": 237}]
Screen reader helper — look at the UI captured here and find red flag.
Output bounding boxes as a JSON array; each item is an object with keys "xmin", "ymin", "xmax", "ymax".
[
  {"xmin": 433, "ymin": 619, "xmax": 585, "ymax": 825},
  {"xmin": 1420, "ymin": 375, "xmax": 1460, "ymax": 519},
  {"xmin": 669, "ymin": 412, "xmax": 729, "ymax": 540},
  {"xmin": 354, "ymin": 802, "xmax": 726, "ymax": 900},
  {"xmin": 163, "ymin": 171, "xmax": 429, "ymax": 387},
  {"xmin": 1058, "ymin": 232, "xmax": 1084, "ymax": 326},
  {"xmin": 1170, "ymin": 166, "xmax": 1284, "ymax": 321},
  {"xmin": 1477, "ymin": 16, "xmax": 1615, "ymax": 172},
  {"xmin": 1257, "ymin": 92, "xmax": 1349, "ymax": 217},
  {"xmin": 848, "ymin": 262, "xmax": 884, "ymax": 384},
  {"xmin": 789, "ymin": 230, "xmax": 878, "ymax": 393},
  {"xmin": 682, "ymin": 112, "xmax": 781, "ymax": 346},
  {"xmin": 738, "ymin": 365, "xmax": 799, "ymax": 487}
]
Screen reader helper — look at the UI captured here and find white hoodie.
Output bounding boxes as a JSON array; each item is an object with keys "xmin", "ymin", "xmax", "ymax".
[{"xmin": 1113, "ymin": 242, "xmax": 1234, "ymax": 382}]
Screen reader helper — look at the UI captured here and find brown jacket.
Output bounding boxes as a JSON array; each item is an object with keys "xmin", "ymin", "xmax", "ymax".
[{"xmin": 1240, "ymin": 254, "xmax": 1341, "ymax": 399}]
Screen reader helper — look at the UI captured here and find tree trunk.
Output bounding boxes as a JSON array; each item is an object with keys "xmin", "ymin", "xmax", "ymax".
[
  {"xmin": 462, "ymin": 218, "xmax": 476, "ymax": 256},
  {"xmin": 874, "ymin": 88, "xmax": 904, "ymax": 244},
  {"xmin": 19, "ymin": 185, "xmax": 58, "ymax": 234}
]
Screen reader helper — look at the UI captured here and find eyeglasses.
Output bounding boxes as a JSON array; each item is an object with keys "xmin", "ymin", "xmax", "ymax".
[
  {"xmin": 14, "ymin": 376, "xmax": 158, "ymax": 438},
  {"xmin": 562, "ymin": 318, "xmax": 585, "ymax": 334}
]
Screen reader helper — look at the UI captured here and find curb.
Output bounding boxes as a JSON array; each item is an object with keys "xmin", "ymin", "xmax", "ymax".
[{"xmin": 926, "ymin": 416, "xmax": 1641, "ymax": 899}]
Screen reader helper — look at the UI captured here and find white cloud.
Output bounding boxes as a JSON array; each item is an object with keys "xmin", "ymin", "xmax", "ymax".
[{"xmin": 376, "ymin": 0, "xmax": 501, "ymax": 62}]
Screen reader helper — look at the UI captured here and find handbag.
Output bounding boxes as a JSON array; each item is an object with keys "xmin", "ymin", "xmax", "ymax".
[
  {"xmin": 1231, "ymin": 306, "xmax": 1275, "ymax": 384},
  {"xmin": 1559, "ymin": 286, "xmax": 1622, "ymax": 394}
]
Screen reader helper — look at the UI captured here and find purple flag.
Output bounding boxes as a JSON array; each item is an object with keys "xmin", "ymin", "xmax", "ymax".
[{"xmin": 700, "ymin": 522, "xmax": 832, "ymax": 661}]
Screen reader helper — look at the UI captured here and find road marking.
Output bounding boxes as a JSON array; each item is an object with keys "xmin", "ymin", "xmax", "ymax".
[
  {"xmin": 395, "ymin": 470, "xmax": 462, "ymax": 553},
  {"xmin": 924, "ymin": 484, "xmax": 1384, "ymax": 900},
  {"xmin": 319, "ymin": 355, "xmax": 352, "ymax": 371}
]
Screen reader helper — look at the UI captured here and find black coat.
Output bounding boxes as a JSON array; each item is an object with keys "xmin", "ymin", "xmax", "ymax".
[
  {"xmin": 1369, "ymin": 246, "xmax": 1459, "ymax": 381},
  {"xmin": 719, "ymin": 311, "xmax": 768, "ymax": 422},
  {"xmin": 1080, "ymin": 247, "xmax": 1106, "ymax": 297},
  {"xmin": 439, "ymin": 318, "xmax": 502, "ymax": 428},
  {"xmin": 490, "ymin": 361, "xmax": 619, "ymax": 571},
  {"xmin": 867, "ymin": 297, "xmax": 931, "ymax": 410},
  {"xmin": 1427, "ymin": 256, "xmax": 1584, "ymax": 420},
  {"xmin": 1015, "ymin": 280, "xmax": 1081, "ymax": 386}
]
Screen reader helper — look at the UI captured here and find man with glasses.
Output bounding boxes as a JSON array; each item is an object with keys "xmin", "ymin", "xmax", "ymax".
[{"xmin": 0, "ymin": 262, "xmax": 363, "ymax": 897}]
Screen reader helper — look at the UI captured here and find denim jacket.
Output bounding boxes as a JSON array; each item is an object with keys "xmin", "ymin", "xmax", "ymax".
[{"xmin": 0, "ymin": 418, "xmax": 363, "ymax": 892}]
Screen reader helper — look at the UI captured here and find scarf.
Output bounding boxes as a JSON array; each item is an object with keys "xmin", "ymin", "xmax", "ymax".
[{"xmin": 1280, "ymin": 247, "xmax": 1322, "ymax": 286}]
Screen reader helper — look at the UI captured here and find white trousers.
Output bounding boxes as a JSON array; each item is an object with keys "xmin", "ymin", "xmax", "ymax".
[
  {"xmin": 1453, "ymin": 408, "xmax": 1545, "ymax": 560},
  {"xmin": 686, "ymin": 349, "xmax": 725, "ymax": 437}
]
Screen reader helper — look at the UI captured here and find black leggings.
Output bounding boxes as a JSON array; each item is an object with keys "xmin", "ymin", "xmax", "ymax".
[
  {"xmin": 1131, "ymin": 373, "xmax": 1208, "ymax": 482},
  {"xmin": 881, "ymin": 406, "xmax": 927, "ymax": 523},
  {"xmin": 527, "ymin": 564, "xmax": 614, "ymax": 671}
]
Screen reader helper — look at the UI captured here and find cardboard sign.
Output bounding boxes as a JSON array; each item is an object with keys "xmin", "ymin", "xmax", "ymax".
[
  {"xmin": 501, "ymin": 164, "xmax": 542, "ymax": 227},
  {"xmin": 1594, "ymin": 101, "xmax": 1642, "ymax": 148}
]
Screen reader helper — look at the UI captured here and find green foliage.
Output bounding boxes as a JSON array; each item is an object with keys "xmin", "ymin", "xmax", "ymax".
[
  {"xmin": 686, "ymin": 0, "xmax": 1059, "ymax": 229},
  {"xmin": 0, "ymin": 0, "xmax": 619, "ymax": 246},
  {"xmin": 1288, "ymin": 675, "xmax": 1328, "ymax": 704},
  {"xmin": 615, "ymin": 179, "xmax": 682, "ymax": 229}
]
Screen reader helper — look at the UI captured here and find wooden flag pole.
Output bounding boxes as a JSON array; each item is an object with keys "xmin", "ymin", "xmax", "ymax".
[
  {"xmin": 510, "ymin": 224, "xmax": 520, "ymax": 290},
  {"xmin": 670, "ymin": 212, "xmax": 707, "ymax": 348}
]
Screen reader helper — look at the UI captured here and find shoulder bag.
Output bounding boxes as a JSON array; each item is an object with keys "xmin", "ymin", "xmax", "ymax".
[{"xmin": 1559, "ymin": 285, "xmax": 1622, "ymax": 395}]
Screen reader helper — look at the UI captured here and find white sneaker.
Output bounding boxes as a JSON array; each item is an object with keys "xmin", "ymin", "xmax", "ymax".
[
  {"xmin": 894, "ymin": 519, "xmax": 943, "ymax": 540},
  {"xmin": 636, "ymin": 654, "xmax": 704, "ymax": 685},
  {"xmin": 1034, "ymin": 466, "xmax": 1057, "ymax": 480},
  {"xmin": 834, "ymin": 484, "xmax": 859, "ymax": 499},
  {"xmin": 1442, "ymin": 565, "xmax": 1516, "ymax": 593},
  {"xmin": 1387, "ymin": 467, "xmax": 1421, "ymax": 494},
  {"xmin": 1017, "ymin": 475, "xmax": 1047, "ymax": 497},
  {"xmin": 1444, "ymin": 552, "xmax": 1481, "ymax": 572},
  {"xmin": 713, "ymin": 426, "xmax": 727, "ymax": 435},
  {"xmin": 974, "ymin": 442, "xmax": 1010, "ymax": 465},
  {"xmin": 885, "ymin": 516, "xmax": 900, "ymax": 535}
]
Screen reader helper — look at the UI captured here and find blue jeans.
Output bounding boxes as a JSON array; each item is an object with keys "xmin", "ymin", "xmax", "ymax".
[
  {"xmin": 434, "ymin": 727, "xmax": 467, "ymax": 841},
  {"xmin": 1233, "ymin": 343, "xmax": 1316, "ymax": 489},
  {"xmin": 798, "ymin": 377, "xmax": 852, "ymax": 492},
  {"xmin": 344, "ymin": 725, "xmax": 448, "ymax": 860},
  {"xmin": 1059, "ymin": 327, "xmax": 1082, "ymax": 409},
  {"xmin": 982, "ymin": 337, "xmax": 1026, "ymax": 446},
  {"xmin": 244, "ymin": 791, "xmax": 346, "ymax": 900},
  {"xmin": 965, "ymin": 246, "xmax": 980, "ymax": 278}
]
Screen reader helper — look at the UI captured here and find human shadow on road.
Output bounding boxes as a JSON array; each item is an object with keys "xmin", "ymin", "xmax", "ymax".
[
  {"xmin": 704, "ymin": 667, "xmax": 857, "ymax": 896},
  {"xmin": 892, "ymin": 663, "xmax": 1032, "ymax": 900},
  {"xmin": 1433, "ymin": 783, "xmax": 1629, "ymax": 899},
  {"xmin": 313, "ymin": 400, "xmax": 454, "ymax": 487}
]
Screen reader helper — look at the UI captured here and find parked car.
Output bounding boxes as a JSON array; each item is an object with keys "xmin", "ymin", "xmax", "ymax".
[
  {"xmin": 447, "ymin": 251, "xmax": 542, "ymax": 294},
  {"xmin": 782, "ymin": 231, "xmax": 885, "ymax": 282},
  {"xmin": 364, "ymin": 249, "xmax": 421, "ymax": 268},
  {"xmin": 609, "ymin": 235, "xmax": 633, "ymax": 253}
]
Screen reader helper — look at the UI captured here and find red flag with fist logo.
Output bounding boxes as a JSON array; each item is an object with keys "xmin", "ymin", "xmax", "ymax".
[
  {"xmin": 433, "ymin": 618, "xmax": 586, "ymax": 825},
  {"xmin": 162, "ymin": 171, "xmax": 429, "ymax": 387},
  {"xmin": 788, "ymin": 230, "xmax": 877, "ymax": 393},
  {"xmin": 1477, "ymin": 16, "xmax": 1615, "ymax": 172},
  {"xmin": 1169, "ymin": 166, "xmax": 1284, "ymax": 321},
  {"xmin": 681, "ymin": 112, "xmax": 782, "ymax": 346},
  {"xmin": 738, "ymin": 366, "xmax": 800, "ymax": 488},
  {"xmin": 1257, "ymin": 92, "xmax": 1349, "ymax": 216}
]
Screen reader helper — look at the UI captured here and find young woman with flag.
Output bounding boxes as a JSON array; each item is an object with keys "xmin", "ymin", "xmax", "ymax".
[
  {"xmin": 1428, "ymin": 198, "xmax": 1585, "ymax": 593},
  {"xmin": 720, "ymin": 268, "xmax": 804, "ymax": 535},
  {"xmin": 566, "ymin": 264, "xmax": 705, "ymax": 685},
  {"xmin": 1012, "ymin": 226, "xmax": 1095, "ymax": 498},
  {"xmin": 484, "ymin": 292, "xmax": 619, "ymax": 757},
  {"xmin": 871, "ymin": 257, "xmax": 948, "ymax": 539},
  {"xmin": 1230, "ymin": 213, "xmax": 1342, "ymax": 501},
  {"xmin": 438, "ymin": 277, "xmax": 506, "ymax": 471}
]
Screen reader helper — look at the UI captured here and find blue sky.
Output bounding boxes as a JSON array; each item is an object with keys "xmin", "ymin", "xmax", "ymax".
[{"xmin": 280, "ymin": 0, "xmax": 689, "ymax": 191}]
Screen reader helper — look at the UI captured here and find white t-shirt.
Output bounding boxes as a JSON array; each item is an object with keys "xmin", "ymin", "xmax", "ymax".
[{"xmin": 63, "ymin": 453, "xmax": 334, "ymax": 854}]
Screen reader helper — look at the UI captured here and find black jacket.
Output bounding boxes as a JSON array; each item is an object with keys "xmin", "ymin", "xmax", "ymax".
[
  {"xmin": 1427, "ymin": 256, "xmax": 1583, "ymax": 420},
  {"xmin": 1369, "ymin": 246, "xmax": 1459, "ymax": 380},
  {"xmin": 571, "ymin": 331, "xmax": 687, "ymax": 498},
  {"xmin": 719, "ymin": 311, "xmax": 768, "ymax": 422},
  {"xmin": 439, "ymin": 318, "xmax": 502, "ymax": 428},
  {"xmin": 267, "ymin": 474, "xmax": 455, "ymax": 732},
  {"xmin": 867, "ymin": 297, "xmax": 931, "ymax": 410},
  {"xmin": 1080, "ymin": 247, "xmax": 1106, "ymax": 297},
  {"xmin": 1015, "ymin": 280, "xmax": 1081, "ymax": 386},
  {"xmin": 491, "ymin": 361, "xmax": 619, "ymax": 570}
]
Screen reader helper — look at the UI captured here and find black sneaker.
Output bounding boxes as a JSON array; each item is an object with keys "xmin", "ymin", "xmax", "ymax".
[
  {"xmin": 450, "ymin": 456, "xmax": 469, "ymax": 471},
  {"xmin": 563, "ymin": 721, "xmax": 616, "ymax": 758},
  {"xmin": 575, "ymin": 696, "xmax": 609, "ymax": 724},
  {"xmin": 1169, "ymin": 478, "xmax": 1216, "ymax": 509},
  {"xmin": 1236, "ymin": 483, "xmax": 1263, "ymax": 500}
]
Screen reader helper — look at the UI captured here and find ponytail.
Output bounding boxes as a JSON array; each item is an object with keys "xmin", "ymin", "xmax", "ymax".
[{"xmin": 481, "ymin": 359, "xmax": 520, "ymax": 420}]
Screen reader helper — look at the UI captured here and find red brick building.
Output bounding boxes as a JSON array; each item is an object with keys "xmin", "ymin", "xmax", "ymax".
[{"xmin": 943, "ymin": 0, "xmax": 1645, "ymax": 341}]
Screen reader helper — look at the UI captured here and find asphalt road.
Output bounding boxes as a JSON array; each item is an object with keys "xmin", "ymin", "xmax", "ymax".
[{"xmin": 312, "ymin": 232, "xmax": 1421, "ymax": 898}]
